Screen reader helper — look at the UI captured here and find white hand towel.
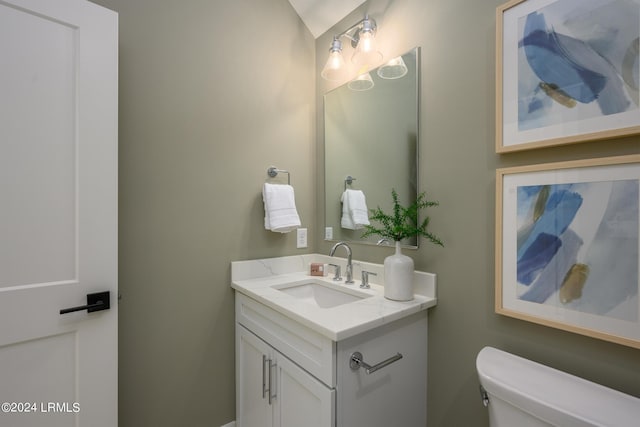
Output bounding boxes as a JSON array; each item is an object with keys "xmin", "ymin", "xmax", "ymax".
[
  {"xmin": 341, "ymin": 191, "xmax": 356, "ymax": 229},
  {"xmin": 341, "ymin": 189, "xmax": 370, "ymax": 230},
  {"xmin": 262, "ymin": 183, "xmax": 301, "ymax": 233}
]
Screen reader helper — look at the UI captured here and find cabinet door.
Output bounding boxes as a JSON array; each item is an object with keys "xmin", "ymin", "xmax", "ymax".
[
  {"xmin": 237, "ymin": 325, "xmax": 274, "ymax": 427},
  {"xmin": 336, "ymin": 312, "xmax": 427, "ymax": 427},
  {"xmin": 275, "ymin": 352, "xmax": 335, "ymax": 427}
]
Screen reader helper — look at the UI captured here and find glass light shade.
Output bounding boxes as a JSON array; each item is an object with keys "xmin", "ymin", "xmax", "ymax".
[
  {"xmin": 321, "ymin": 50, "xmax": 348, "ymax": 82},
  {"xmin": 347, "ymin": 72, "xmax": 374, "ymax": 91},
  {"xmin": 377, "ymin": 56, "xmax": 408, "ymax": 79},
  {"xmin": 351, "ymin": 30, "xmax": 383, "ymax": 67}
]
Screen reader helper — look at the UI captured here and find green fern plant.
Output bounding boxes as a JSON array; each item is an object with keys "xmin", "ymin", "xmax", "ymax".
[{"xmin": 361, "ymin": 189, "xmax": 444, "ymax": 246}]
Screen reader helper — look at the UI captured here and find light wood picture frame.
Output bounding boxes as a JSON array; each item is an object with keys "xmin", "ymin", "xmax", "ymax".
[
  {"xmin": 496, "ymin": 0, "xmax": 640, "ymax": 153},
  {"xmin": 496, "ymin": 154, "xmax": 640, "ymax": 348}
]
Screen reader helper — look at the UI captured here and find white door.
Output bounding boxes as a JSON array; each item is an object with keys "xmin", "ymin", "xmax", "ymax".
[{"xmin": 0, "ymin": 0, "xmax": 118, "ymax": 426}]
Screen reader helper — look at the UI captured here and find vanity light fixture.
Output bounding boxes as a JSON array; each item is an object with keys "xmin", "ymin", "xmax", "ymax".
[
  {"xmin": 347, "ymin": 72, "xmax": 375, "ymax": 91},
  {"xmin": 320, "ymin": 14, "xmax": 384, "ymax": 82},
  {"xmin": 377, "ymin": 55, "xmax": 408, "ymax": 79}
]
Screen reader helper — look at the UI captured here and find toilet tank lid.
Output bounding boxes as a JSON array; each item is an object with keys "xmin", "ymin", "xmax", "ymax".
[{"xmin": 476, "ymin": 346, "xmax": 640, "ymax": 427}]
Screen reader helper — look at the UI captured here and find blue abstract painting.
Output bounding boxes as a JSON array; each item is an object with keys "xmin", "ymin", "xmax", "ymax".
[
  {"xmin": 516, "ymin": 180, "xmax": 639, "ymax": 321},
  {"xmin": 518, "ymin": 0, "xmax": 640, "ymax": 131}
]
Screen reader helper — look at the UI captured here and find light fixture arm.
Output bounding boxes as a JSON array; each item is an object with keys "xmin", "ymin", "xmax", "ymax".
[{"xmin": 331, "ymin": 14, "xmax": 377, "ymax": 49}]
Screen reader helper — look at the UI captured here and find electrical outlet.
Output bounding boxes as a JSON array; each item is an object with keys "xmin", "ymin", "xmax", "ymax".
[
  {"xmin": 324, "ymin": 227, "xmax": 333, "ymax": 240},
  {"xmin": 296, "ymin": 228, "xmax": 307, "ymax": 248}
]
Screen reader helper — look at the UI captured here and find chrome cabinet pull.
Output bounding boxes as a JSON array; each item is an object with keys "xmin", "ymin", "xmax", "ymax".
[
  {"xmin": 349, "ymin": 351, "xmax": 403, "ymax": 374},
  {"xmin": 262, "ymin": 355, "xmax": 268, "ymax": 399},
  {"xmin": 262, "ymin": 355, "xmax": 276, "ymax": 405},
  {"xmin": 268, "ymin": 360, "xmax": 276, "ymax": 405}
]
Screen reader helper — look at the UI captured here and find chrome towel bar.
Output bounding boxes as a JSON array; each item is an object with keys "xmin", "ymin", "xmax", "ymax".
[{"xmin": 349, "ymin": 351, "xmax": 403, "ymax": 374}]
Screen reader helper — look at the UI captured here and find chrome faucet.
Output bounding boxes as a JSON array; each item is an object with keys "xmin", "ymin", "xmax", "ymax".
[{"xmin": 329, "ymin": 241, "xmax": 354, "ymax": 284}]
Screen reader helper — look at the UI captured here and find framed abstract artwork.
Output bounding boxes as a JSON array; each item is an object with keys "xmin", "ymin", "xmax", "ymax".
[
  {"xmin": 496, "ymin": 0, "xmax": 640, "ymax": 152},
  {"xmin": 496, "ymin": 155, "xmax": 640, "ymax": 348}
]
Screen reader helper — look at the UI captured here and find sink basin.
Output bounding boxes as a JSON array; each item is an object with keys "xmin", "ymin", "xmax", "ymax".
[{"xmin": 273, "ymin": 280, "xmax": 371, "ymax": 308}]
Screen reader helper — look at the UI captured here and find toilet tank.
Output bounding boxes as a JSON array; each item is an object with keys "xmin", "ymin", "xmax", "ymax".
[{"xmin": 476, "ymin": 346, "xmax": 640, "ymax": 427}]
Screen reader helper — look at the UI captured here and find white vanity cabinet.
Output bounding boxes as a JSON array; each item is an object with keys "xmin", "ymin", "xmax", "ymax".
[{"xmin": 235, "ymin": 292, "xmax": 428, "ymax": 427}]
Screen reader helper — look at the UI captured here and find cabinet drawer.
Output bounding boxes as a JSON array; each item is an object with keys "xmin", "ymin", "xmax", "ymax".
[{"xmin": 236, "ymin": 293, "xmax": 336, "ymax": 387}]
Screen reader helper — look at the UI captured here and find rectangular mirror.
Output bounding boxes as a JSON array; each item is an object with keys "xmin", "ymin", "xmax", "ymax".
[{"xmin": 324, "ymin": 47, "xmax": 420, "ymax": 248}]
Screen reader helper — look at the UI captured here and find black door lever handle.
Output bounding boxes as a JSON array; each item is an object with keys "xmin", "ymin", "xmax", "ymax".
[{"xmin": 60, "ymin": 291, "xmax": 110, "ymax": 314}]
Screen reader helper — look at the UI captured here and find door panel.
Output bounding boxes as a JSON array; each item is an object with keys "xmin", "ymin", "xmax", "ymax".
[
  {"xmin": 0, "ymin": 1, "xmax": 117, "ymax": 425},
  {"xmin": 276, "ymin": 352, "xmax": 335, "ymax": 427},
  {"xmin": 237, "ymin": 326, "xmax": 273, "ymax": 427},
  {"xmin": 0, "ymin": 2, "xmax": 77, "ymax": 288},
  {"xmin": 0, "ymin": 333, "xmax": 76, "ymax": 426}
]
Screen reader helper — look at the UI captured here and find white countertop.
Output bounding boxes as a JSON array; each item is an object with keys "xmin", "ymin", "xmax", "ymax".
[{"xmin": 231, "ymin": 254, "xmax": 437, "ymax": 341}]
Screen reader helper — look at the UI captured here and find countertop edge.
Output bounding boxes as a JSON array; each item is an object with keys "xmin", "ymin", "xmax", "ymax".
[{"xmin": 231, "ymin": 279, "xmax": 437, "ymax": 341}]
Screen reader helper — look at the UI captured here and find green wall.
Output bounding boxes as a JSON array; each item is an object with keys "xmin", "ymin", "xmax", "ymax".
[
  {"xmin": 316, "ymin": 1, "xmax": 640, "ymax": 426},
  {"xmin": 91, "ymin": 0, "xmax": 315, "ymax": 425},
  {"xmin": 92, "ymin": 0, "xmax": 639, "ymax": 426}
]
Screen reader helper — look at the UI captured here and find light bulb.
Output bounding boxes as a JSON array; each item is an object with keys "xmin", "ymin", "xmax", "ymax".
[
  {"xmin": 321, "ymin": 38, "xmax": 348, "ymax": 82},
  {"xmin": 351, "ymin": 19, "xmax": 382, "ymax": 67},
  {"xmin": 321, "ymin": 51, "xmax": 347, "ymax": 81}
]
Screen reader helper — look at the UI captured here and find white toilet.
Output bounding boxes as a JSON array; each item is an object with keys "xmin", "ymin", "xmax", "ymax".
[{"xmin": 476, "ymin": 346, "xmax": 640, "ymax": 427}]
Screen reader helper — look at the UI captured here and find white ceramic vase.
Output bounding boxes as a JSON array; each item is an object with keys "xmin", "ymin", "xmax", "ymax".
[{"xmin": 384, "ymin": 241, "xmax": 414, "ymax": 301}]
